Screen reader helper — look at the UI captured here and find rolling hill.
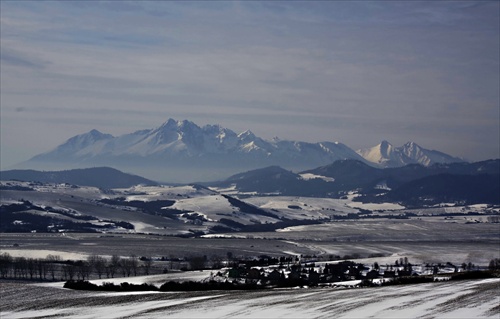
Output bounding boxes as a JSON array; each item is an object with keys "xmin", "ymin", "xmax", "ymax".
[
  {"xmin": 207, "ymin": 159, "xmax": 500, "ymax": 205},
  {"xmin": 0, "ymin": 167, "xmax": 158, "ymax": 189}
]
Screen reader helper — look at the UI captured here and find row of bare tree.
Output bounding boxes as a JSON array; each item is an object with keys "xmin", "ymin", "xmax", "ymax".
[{"xmin": 0, "ymin": 252, "xmax": 154, "ymax": 281}]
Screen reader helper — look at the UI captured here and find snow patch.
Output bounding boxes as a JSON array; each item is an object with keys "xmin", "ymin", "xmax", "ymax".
[
  {"xmin": 299, "ymin": 173, "xmax": 335, "ymax": 182},
  {"xmin": 347, "ymin": 202, "xmax": 405, "ymax": 210}
]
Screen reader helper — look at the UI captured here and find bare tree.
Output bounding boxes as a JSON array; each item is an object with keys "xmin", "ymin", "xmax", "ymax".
[
  {"xmin": 75, "ymin": 261, "xmax": 91, "ymax": 280},
  {"xmin": 467, "ymin": 262, "xmax": 474, "ymax": 271},
  {"xmin": 121, "ymin": 258, "xmax": 133, "ymax": 277},
  {"xmin": 36, "ymin": 258, "xmax": 47, "ymax": 280},
  {"xmin": 27, "ymin": 258, "xmax": 36, "ymax": 280},
  {"xmin": 130, "ymin": 255, "xmax": 139, "ymax": 276},
  {"xmin": 14, "ymin": 257, "xmax": 28, "ymax": 279},
  {"xmin": 142, "ymin": 257, "xmax": 153, "ymax": 275},
  {"xmin": 488, "ymin": 258, "xmax": 500, "ymax": 271},
  {"xmin": 45, "ymin": 255, "xmax": 61, "ymax": 281},
  {"xmin": 88, "ymin": 254, "xmax": 106, "ymax": 279},
  {"xmin": 0, "ymin": 253, "xmax": 12, "ymax": 278},
  {"xmin": 63, "ymin": 263, "xmax": 76, "ymax": 281},
  {"xmin": 108, "ymin": 255, "xmax": 121, "ymax": 278}
]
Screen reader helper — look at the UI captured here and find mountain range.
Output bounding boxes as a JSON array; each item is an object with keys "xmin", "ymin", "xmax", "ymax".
[
  {"xmin": 356, "ymin": 140, "xmax": 463, "ymax": 168},
  {"xmin": 18, "ymin": 118, "xmax": 464, "ymax": 182},
  {"xmin": 2, "ymin": 159, "xmax": 498, "ymax": 206},
  {"xmin": 208, "ymin": 159, "xmax": 500, "ymax": 206}
]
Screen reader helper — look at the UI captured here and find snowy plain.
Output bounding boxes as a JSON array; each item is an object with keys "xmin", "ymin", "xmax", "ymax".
[
  {"xmin": 1, "ymin": 181, "xmax": 500, "ymax": 318},
  {"xmin": 1, "ymin": 278, "xmax": 498, "ymax": 318}
]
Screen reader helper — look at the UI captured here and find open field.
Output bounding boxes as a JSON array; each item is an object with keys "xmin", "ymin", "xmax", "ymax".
[
  {"xmin": 1, "ymin": 231, "xmax": 499, "ymax": 267},
  {"xmin": 0, "ymin": 233, "xmax": 319, "ymax": 260},
  {"xmin": 2, "ymin": 181, "xmax": 499, "ymax": 318},
  {"xmin": 1, "ymin": 278, "xmax": 499, "ymax": 318}
]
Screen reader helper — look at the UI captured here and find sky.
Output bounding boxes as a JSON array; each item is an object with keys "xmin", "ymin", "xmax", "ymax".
[{"xmin": 1, "ymin": 0, "xmax": 499, "ymax": 169}]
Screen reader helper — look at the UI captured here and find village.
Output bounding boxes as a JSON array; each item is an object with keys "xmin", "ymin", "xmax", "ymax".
[{"xmin": 204, "ymin": 255, "xmax": 494, "ymax": 289}]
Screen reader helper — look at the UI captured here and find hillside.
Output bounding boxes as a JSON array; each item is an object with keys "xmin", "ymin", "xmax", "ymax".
[
  {"xmin": 208, "ymin": 159, "xmax": 500, "ymax": 205},
  {"xmin": 0, "ymin": 167, "xmax": 158, "ymax": 189},
  {"xmin": 381, "ymin": 174, "xmax": 500, "ymax": 206}
]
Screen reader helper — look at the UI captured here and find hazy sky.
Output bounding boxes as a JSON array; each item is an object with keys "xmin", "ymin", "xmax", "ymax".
[{"xmin": 1, "ymin": 1, "xmax": 499, "ymax": 169}]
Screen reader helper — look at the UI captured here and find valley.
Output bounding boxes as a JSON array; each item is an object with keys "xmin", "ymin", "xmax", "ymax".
[
  {"xmin": 1, "ymin": 165, "xmax": 499, "ymax": 318},
  {"xmin": 1, "ymin": 179, "xmax": 499, "ymax": 265},
  {"xmin": 2, "ymin": 0, "xmax": 499, "ymax": 317}
]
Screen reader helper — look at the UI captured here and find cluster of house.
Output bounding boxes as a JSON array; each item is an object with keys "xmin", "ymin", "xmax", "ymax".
[{"xmin": 214, "ymin": 259, "xmax": 419, "ymax": 287}]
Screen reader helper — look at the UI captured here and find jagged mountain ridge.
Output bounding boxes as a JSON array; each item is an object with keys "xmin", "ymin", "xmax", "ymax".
[
  {"xmin": 357, "ymin": 140, "xmax": 463, "ymax": 168},
  {"xmin": 21, "ymin": 119, "xmax": 464, "ymax": 182},
  {"xmin": 33, "ymin": 119, "xmax": 364, "ymax": 160}
]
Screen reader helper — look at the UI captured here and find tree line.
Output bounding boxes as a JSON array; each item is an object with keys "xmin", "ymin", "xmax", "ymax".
[
  {"xmin": 2, "ymin": 251, "xmax": 499, "ymax": 284},
  {"xmin": 0, "ymin": 251, "xmax": 239, "ymax": 281},
  {"xmin": 0, "ymin": 253, "xmax": 153, "ymax": 281}
]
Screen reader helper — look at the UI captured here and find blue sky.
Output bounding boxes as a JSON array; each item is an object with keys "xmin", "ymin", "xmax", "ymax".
[{"xmin": 1, "ymin": 1, "xmax": 499, "ymax": 168}]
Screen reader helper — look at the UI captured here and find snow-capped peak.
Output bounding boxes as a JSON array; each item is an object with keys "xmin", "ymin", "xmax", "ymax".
[
  {"xmin": 378, "ymin": 140, "xmax": 393, "ymax": 157},
  {"xmin": 158, "ymin": 118, "xmax": 179, "ymax": 129},
  {"xmin": 178, "ymin": 119, "xmax": 198, "ymax": 130},
  {"xmin": 82, "ymin": 129, "xmax": 112, "ymax": 140},
  {"xmin": 357, "ymin": 141, "xmax": 464, "ymax": 168},
  {"xmin": 61, "ymin": 129, "xmax": 113, "ymax": 149},
  {"xmin": 25, "ymin": 119, "xmax": 466, "ymax": 182},
  {"xmin": 356, "ymin": 140, "xmax": 396, "ymax": 166},
  {"xmin": 238, "ymin": 130, "xmax": 256, "ymax": 140},
  {"xmin": 401, "ymin": 141, "xmax": 423, "ymax": 157}
]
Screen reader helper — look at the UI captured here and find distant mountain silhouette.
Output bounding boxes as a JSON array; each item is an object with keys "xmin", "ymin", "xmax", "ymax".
[
  {"xmin": 207, "ymin": 159, "xmax": 500, "ymax": 206},
  {"xmin": 0, "ymin": 167, "xmax": 157, "ymax": 189},
  {"xmin": 381, "ymin": 174, "xmax": 500, "ymax": 206}
]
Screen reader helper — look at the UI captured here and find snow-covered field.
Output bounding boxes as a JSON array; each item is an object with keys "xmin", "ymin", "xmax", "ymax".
[
  {"xmin": 3, "ymin": 181, "xmax": 499, "ymax": 237},
  {"xmin": 171, "ymin": 194, "xmax": 280, "ymax": 225},
  {"xmin": 347, "ymin": 201, "xmax": 405, "ymax": 211},
  {"xmin": 2, "ymin": 181, "xmax": 500, "ymax": 318},
  {"xmin": 1, "ymin": 278, "xmax": 498, "ymax": 318},
  {"xmin": 244, "ymin": 196, "xmax": 359, "ymax": 220},
  {"xmin": 299, "ymin": 173, "xmax": 335, "ymax": 182},
  {"xmin": 116, "ymin": 185, "xmax": 216, "ymax": 202}
]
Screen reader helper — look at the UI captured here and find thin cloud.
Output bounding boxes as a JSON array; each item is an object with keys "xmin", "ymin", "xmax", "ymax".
[{"xmin": 0, "ymin": 1, "xmax": 498, "ymax": 168}]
